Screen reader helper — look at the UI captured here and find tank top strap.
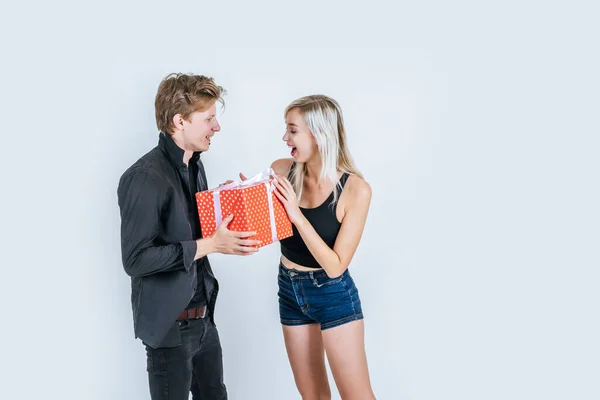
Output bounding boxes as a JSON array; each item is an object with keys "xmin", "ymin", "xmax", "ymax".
[
  {"xmin": 339, "ymin": 172, "xmax": 350, "ymax": 188},
  {"xmin": 287, "ymin": 161, "xmax": 296, "ymax": 181}
]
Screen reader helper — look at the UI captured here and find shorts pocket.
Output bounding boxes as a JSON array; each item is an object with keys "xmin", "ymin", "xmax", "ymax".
[{"xmin": 312, "ymin": 273, "xmax": 344, "ymax": 288}]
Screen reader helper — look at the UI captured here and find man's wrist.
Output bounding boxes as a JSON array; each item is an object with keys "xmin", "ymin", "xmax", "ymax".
[{"xmin": 195, "ymin": 236, "xmax": 216, "ymax": 260}]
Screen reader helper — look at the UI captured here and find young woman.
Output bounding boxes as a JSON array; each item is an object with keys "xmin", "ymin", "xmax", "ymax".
[{"xmin": 271, "ymin": 95, "xmax": 375, "ymax": 400}]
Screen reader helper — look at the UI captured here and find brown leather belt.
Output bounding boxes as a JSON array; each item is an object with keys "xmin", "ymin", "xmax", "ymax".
[{"xmin": 177, "ymin": 305, "xmax": 208, "ymax": 321}]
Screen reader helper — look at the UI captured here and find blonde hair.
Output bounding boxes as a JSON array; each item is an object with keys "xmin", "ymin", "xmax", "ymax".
[
  {"xmin": 285, "ymin": 95, "xmax": 362, "ymax": 204},
  {"xmin": 155, "ymin": 73, "xmax": 225, "ymax": 135}
]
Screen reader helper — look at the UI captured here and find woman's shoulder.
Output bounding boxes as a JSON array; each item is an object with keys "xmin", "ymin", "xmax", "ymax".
[
  {"xmin": 343, "ymin": 173, "xmax": 372, "ymax": 203},
  {"xmin": 270, "ymin": 158, "xmax": 294, "ymax": 176}
]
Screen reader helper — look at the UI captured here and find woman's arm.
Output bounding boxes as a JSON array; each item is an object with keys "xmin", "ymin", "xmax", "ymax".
[{"xmin": 275, "ymin": 175, "xmax": 372, "ymax": 278}]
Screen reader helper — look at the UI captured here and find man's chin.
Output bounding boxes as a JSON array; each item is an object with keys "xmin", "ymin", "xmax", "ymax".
[{"xmin": 195, "ymin": 144, "xmax": 210, "ymax": 152}]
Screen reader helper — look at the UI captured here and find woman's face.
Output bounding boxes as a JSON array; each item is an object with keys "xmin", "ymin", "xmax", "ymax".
[{"xmin": 283, "ymin": 108, "xmax": 318, "ymax": 163}]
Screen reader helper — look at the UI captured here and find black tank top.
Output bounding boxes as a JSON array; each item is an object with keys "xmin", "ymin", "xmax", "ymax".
[{"xmin": 280, "ymin": 165, "xmax": 350, "ymax": 269}]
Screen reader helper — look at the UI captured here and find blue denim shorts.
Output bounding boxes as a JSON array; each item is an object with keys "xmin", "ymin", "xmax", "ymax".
[{"xmin": 278, "ymin": 263, "xmax": 364, "ymax": 330}]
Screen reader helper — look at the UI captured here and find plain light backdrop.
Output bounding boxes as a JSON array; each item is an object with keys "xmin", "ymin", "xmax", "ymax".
[{"xmin": 1, "ymin": 1, "xmax": 598, "ymax": 399}]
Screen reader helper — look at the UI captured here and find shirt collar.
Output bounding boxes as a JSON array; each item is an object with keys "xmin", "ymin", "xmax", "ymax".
[{"xmin": 158, "ymin": 132, "xmax": 201, "ymax": 169}]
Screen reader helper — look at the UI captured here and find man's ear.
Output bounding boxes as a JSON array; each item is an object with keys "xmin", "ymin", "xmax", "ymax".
[{"xmin": 172, "ymin": 114, "xmax": 185, "ymax": 131}]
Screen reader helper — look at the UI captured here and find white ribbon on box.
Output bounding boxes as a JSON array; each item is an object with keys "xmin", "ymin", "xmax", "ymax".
[{"xmin": 211, "ymin": 168, "xmax": 279, "ymax": 242}]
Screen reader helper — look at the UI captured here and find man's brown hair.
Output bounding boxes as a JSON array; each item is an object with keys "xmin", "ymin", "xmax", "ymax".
[{"xmin": 155, "ymin": 73, "xmax": 225, "ymax": 134}]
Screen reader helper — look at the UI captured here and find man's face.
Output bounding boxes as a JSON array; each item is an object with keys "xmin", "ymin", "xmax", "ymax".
[{"xmin": 174, "ymin": 102, "xmax": 221, "ymax": 152}]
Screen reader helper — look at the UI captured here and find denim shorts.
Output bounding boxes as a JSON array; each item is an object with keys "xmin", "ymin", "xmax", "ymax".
[{"xmin": 278, "ymin": 263, "xmax": 364, "ymax": 330}]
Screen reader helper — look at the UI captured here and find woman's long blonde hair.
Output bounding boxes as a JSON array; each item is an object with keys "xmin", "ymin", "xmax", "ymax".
[{"xmin": 285, "ymin": 95, "xmax": 362, "ymax": 205}]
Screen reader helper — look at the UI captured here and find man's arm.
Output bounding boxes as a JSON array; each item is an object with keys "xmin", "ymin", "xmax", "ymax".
[
  {"xmin": 118, "ymin": 170, "xmax": 262, "ymax": 278},
  {"xmin": 118, "ymin": 170, "xmax": 198, "ymax": 278}
]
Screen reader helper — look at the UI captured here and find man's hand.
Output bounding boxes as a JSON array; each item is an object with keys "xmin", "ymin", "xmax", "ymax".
[{"xmin": 209, "ymin": 214, "xmax": 261, "ymax": 255}]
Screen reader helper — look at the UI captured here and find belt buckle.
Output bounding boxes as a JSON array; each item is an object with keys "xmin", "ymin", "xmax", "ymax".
[{"xmin": 195, "ymin": 306, "xmax": 206, "ymax": 319}]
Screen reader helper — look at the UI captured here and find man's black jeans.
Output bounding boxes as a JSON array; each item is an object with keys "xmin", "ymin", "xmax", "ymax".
[{"xmin": 144, "ymin": 316, "xmax": 227, "ymax": 400}]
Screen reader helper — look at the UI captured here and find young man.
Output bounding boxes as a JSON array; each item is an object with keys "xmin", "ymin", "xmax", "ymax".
[{"xmin": 117, "ymin": 73, "xmax": 260, "ymax": 400}]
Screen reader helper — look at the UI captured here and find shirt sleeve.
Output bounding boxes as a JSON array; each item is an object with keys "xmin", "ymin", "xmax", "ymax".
[{"xmin": 117, "ymin": 170, "xmax": 197, "ymax": 277}]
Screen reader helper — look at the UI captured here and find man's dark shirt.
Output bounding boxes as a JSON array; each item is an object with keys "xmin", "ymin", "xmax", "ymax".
[{"xmin": 117, "ymin": 133, "xmax": 218, "ymax": 348}]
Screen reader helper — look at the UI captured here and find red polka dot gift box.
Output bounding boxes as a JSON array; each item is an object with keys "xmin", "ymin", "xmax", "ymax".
[{"xmin": 195, "ymin": 168, "xmax": 293, "ymax": 248}]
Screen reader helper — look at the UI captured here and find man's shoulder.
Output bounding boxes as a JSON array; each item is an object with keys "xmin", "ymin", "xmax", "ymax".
[{"xmin": 118, "ymin": 147, "xmax": 169, "ymax": 191}]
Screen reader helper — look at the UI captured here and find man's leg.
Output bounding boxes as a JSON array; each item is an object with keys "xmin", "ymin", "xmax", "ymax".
[
  {"xmin": 145, "ymin": 320, "xmax": 204, "ymax": 400},
  {"xmin": 190, "ymin": 319, "xmax": 227, "ymax": 400},
  {"xmin": 145, "ymin": 344, "xmax": 192, "ymax": 400}
]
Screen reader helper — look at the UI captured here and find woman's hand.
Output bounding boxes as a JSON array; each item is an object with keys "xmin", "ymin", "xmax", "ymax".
[{"xmin": 273, "ymin": 175, "xmax": 304, "ymax": 225}]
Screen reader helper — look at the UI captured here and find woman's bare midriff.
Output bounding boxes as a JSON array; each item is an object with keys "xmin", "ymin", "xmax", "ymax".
[{"xmin": 280, "ymin": 255, "xmax": 323, "ymax": 271}]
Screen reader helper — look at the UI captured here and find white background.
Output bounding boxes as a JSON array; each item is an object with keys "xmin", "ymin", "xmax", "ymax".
[{"xmin": 1, "ymin": 1, "xmax": 599, "ymax": 399}]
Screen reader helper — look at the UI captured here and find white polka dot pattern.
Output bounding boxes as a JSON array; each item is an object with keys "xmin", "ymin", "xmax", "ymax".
[{"xmin": 195, "ymin": 180, "xmax": 293, "ymax": 248}]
